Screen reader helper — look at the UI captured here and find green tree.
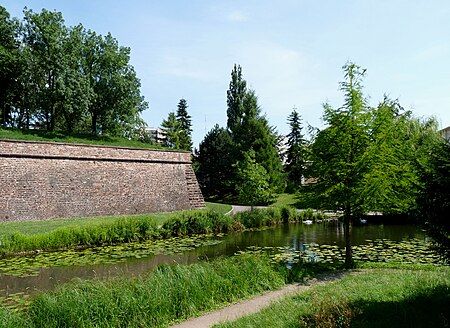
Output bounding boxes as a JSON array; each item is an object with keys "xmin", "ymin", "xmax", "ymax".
[
  {"xmin": 416, "ymin": 138, "xmax": 450, "ymax": 262},
  {"xmin": 21, "ymin": 8, "xmax": 68, "ymax": 131},
  {"xmin": 285, "ymin": 108, "xmax": 308, "ymax": 187},
  {"xmin": 226, "ymin": 66, "xmax": 284, "ymax": 193},
  {"xmin": 310, "ymin": 63, "xmax": 372, "ymax": 268},
  {"xmin": 194, "ymin": 124, "xmax": 234, "ymax": 197},
  {"xmin": 175, "ymin": 98, "xmax": 193, "ymax": 151},
  {"xmin": 82, "ymin": 31, "xmax": 147, "ymax": 136},
  {"xmin": 227, "ymin": 64, "xmax": 246, "ymax": 137},
  {"xmin": 0, "ymin": 6, "xmax": 22, "ymax": 127},
  {"xmin": 161, "ymin": 111, "xmax": 181, "ymax": 148},
  {"xmin": 310, "ymin": 62, "xmax": 441, "ymax": 268},
  {"xmin": 235, "ymin": 149, "xmax": 275, "ymax": 209}
]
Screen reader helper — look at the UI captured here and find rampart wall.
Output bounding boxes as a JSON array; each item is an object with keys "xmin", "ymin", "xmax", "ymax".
[{"xmin": 0, "ymin": 139, "xmax": 204, "ymax": 222}]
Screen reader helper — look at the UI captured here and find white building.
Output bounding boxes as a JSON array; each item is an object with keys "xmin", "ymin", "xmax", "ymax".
[
  {"xmin": 144, "ymin": 127, "xmax": 167, "ymax": 144},
  {"xmin": 440, "ymin": 126, "xmax": 450, "ymax": 140}
]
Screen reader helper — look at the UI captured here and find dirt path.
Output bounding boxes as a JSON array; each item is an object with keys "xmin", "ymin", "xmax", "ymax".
[{"xmin": 170, "ymin": 271, "xmax": 349, "ymax": 328}]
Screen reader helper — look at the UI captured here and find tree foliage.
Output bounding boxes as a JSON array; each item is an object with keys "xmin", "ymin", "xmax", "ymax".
[
  {"xmin": 176, "ymin": 98, "xmax": 193, "ymax": 151},
  {"xmin": 416, "ymin": 136, "xmax": 450, "ymax": 262},
  {"xmin": 0, "ymin": 6, "xmax": 147, "ymax": 138},
  {"xmin": 196, "ymin": 64, "xmax": 284, "ymax": 198},
  {"xmin": 161, "ymin": 98, "xmax": 193, "ymax": 151},
  {"xmin": 194, "ymin": 124, "xmax": 234, "ymax": 197},
  {"xmin": 285, "ymin": 108, "xmax": 308, "ymax": 187},
  {"xmin": 235, "ymin": 149, "xmax": 275, "ymax": 207},
  {"xmin": 161, "ymin": 112, "xmax": 180, "ymax": 149},
  {"xmin": 309, "ymin": 62, "xmax": 442, "ymax": 268}
]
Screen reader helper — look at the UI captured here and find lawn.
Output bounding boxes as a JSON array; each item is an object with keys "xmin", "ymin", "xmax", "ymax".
[{"xmin": 217, "ymin": 264, "xmax": 450, "ymax": 328}]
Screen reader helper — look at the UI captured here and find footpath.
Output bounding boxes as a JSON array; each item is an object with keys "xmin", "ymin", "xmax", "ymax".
[{"xmin": 170, "ymin": 271, "xmax": 349, "ymax": 328}]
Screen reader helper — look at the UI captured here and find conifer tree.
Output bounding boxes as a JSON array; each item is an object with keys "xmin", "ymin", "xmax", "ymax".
[
  {"xmin": 285, "ymin": 108, "xmax": 308, "ymax": 187},
  {"xmin": 176, "ymin": 98, "xmax": 193, "ymax": 151}
]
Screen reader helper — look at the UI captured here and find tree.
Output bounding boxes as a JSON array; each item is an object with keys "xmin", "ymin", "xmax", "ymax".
[
  {"xmin": 310, "ymin": 63, "xmax": 372, "ymax": 268},
  {"xmin": 175, "ymin": 98, "xmax": 193, "ymax": 151},
  {"xmin": 285, "ymin": 108, "xmax": 308, "ymax": 187},
  {"xmin": 227, "ymin": 64, "xmax": 246, "ymax": 137},
  {"xmin": 161, "ymin": 112, "xmax": 180, "ymax": 148},
  {"xmin": 416, "ymin": 138, "xmax": 450, "ymax": 262},
  {"xmin": 194, "ymin": 124, "xmax": 234, "ymax": 197},
  {"xmin": 82, "ymin": 31, "xmax": 147, "ymax": 136},
  {"xmin": 310, "ymin": 62, "xmax": 442, "ymax": 268},
  {"xmin": 0, "ymin": 6, "xmax": 22, "ymax": 128},
  {"xmin": 226, "ymin": 66, "xmax": 285, "ymax": 193},
  {"xmin": 21, "ymin": 8, "xmax": 68, "ymax": 131},
  {"xmin": 235, "ymin": 149, "xmax": 275, "ymax": 208}
]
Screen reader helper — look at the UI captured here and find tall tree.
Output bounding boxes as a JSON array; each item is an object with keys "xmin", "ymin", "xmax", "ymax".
[
  {"xmin": 226, "ymin": 64, "xmax": 246, "ymax": 137},
  {"xmin": 310, "ymin": 63, "xmax": 371, "ymax": 268},
  {"xmin": 285, "ymin": 108, "xmax": 308, "ymax": 187},
  {"xmin": 161, "ymin": 111, "xmax": 180, "ymax": 148},
  {"xmin": 0, "ymin": 6, "xmax": 22, "ymax": 127},
  {"xmin": 22, "ymin": 8, "xmax": 68, "ymax": 131},
  {"xmin": 226, "ymin": 66, "xmax": 285, "ymax": 193},
  {"xmin": 82, "ymin": 31, "xmax": 147, "ymax": 136},
  {"xmin": 175, "ymin": 98, "xmax": 193, "ymax": 151}
]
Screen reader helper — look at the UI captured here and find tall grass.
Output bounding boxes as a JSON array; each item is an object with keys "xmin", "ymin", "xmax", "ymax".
[
  {"xmin": 0, "ymin": 254, "xmax": 296, "ymax": 328},
  {"xmin": 0, "ymin": 206, "xmax": 303, "ymax": 256}
]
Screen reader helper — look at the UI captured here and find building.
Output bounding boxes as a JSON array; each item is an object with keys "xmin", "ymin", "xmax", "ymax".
[
  {"xmin": 145, "ymin": 127, "xmax": 167, "ymax": 144},
  {"xmin": 440, "ymin": 126, "xmax": 450, "ymax": 140}
]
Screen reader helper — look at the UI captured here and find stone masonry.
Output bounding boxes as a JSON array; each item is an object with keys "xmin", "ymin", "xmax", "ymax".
[{"xmin": 0, "ymin": 139, "xmax": 205, "ymax": 222}]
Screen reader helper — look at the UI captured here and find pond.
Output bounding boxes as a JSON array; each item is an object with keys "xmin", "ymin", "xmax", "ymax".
[{"xmin": 0, "ymin": 222, "xmax": 440, "ymax": 309}]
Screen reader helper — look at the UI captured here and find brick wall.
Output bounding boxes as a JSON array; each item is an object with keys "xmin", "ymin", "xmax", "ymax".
[{"xmin": 0, "ymin": 139, "xmax": 205, "ymax": 222}]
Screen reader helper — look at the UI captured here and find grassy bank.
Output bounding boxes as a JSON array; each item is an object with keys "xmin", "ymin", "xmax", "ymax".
[
  {"xmin": 0, "ymin": 206, "xmax": 307, "ymax": 256},
  {"xmin": 0, "ymin": 128, "xmax": 165, "ymax": 149},
  {"xmin": 0, "ymin": 254, "xmax": 320, "ymax": 328},
  {"xmin": 217, "ymin": 264, "xmax": 450, "ymax": 328}
]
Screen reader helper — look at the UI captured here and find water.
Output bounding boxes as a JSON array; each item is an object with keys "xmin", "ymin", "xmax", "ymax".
[{"xmin": 0, "ymin": 223, "xmax": 432, "ymax": 306}]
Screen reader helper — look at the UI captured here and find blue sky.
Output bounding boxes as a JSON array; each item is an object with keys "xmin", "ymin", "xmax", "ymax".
[{"xmin": 3, "ymin": 0, "xmax": 450, "ymax": 147}]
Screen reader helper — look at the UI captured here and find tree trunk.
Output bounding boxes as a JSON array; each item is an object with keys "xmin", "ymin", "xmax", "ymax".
[{"xmin": 344, "ymin": 204, "xmax": 354, "ymax": 269}]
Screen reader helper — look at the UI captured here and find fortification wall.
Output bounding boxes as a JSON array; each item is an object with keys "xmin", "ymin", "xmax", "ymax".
[{"xmin": 0, "ymin": 139, "xmax": 204, "ymax": 222}]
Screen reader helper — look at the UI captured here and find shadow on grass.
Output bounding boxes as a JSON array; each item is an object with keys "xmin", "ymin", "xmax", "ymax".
[{"xmin": 351, "ymin": 285, "xmax": 450, "ymax": 328}]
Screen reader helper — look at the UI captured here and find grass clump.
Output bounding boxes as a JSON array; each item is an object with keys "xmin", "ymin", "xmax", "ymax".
[
  {"xmin": 217, "ymin": 265, "xmax": 450, "ymax": 328},
  {"xmin": 1, "ymin": 254, "xmax": 294, "ymax": 328}
]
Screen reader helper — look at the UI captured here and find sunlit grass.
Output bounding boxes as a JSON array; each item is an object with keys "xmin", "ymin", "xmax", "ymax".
[
  {"xmin": 217, "ymin": 265, "xmax": 450, "ymax": 328},
  {"xmin": 0, "ymin": 128, "xmax": 168, "ymax": 149}
]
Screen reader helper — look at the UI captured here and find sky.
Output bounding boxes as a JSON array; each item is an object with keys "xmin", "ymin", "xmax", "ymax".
[{"xmin": 3, "ymin": 0, "xmax": 450, "ymax": 147}]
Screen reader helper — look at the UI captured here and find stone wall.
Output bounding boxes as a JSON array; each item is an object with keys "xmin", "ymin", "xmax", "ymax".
[{"xmin": 0, "ymin": 139, "xmax": 205, "ymax": 222}]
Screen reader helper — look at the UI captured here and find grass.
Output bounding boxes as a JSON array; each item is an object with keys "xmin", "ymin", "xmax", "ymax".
[
  {"xmin": 0, "ymin": 128, "xmax": 167, "ymax": 150},
  {"xmin": 204, "ymin": 202, "xmax": 232, "ymax": 215},
  {"xmin": 216, "ymin": 264, "xmax": 450, "ymax": 328},
  {"xmin": 0, "ymin": 205, "xmax": 304, "ymax": 255},
  {"xmin": 271, "ymin": 193, "xmax": 299, "ymax": 207},
  {"xmin": 0, "ymin": 254, "xmax": 319, "ymax": 328}
]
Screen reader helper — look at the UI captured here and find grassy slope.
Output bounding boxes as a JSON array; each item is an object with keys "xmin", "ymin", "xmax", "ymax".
[
  {"xmin": 0, "ymin": 128, "xmax": 165, "ymax": 149},
  {"xmin": 217, "ymin": 264, "xmax": 450, "ymax": 328}
]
